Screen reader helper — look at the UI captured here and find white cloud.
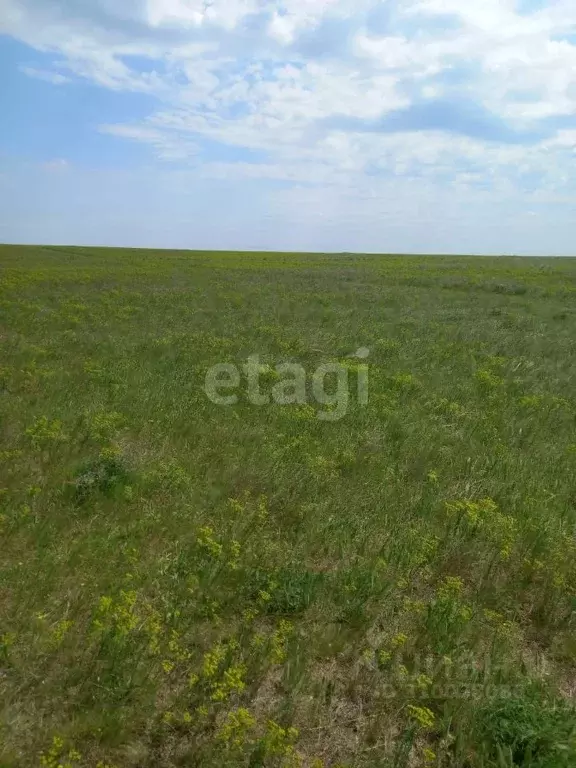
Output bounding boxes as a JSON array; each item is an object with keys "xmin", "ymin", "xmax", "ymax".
[
  {"xmin": 4, "ymin": 0, "xmax": 576, "ymax": 216},
  {"xmin": 546, "ymin": 130, "xmax": 576, "ymax": 149},
  {"xmin": 268, "ymin": 0, "xmax": 346, "ymax": 44},
  {"xmin": 268, "ymin": 12, "xmax": 298, "ymax": 45},
  {"xmin": 20, "ymin": 65, "xmax": 71, "ymax": 84},
  {"xmin": 145, "ymin": 0, "xmax": 260, "ymax": 30},
  {"xmin": 100, "ymin": 123, "xmax": 200, "ymax": 159}
]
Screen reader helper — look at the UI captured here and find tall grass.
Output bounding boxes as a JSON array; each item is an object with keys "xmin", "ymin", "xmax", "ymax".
[{"xmin": 1, "ymin": 245, "xmax": 576, "ymax": 766}]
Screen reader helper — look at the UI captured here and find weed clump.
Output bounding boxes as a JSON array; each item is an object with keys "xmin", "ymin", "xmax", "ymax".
[{"xmin": 71, "ymin": 449, "xmax": 131, "ymax": 503}]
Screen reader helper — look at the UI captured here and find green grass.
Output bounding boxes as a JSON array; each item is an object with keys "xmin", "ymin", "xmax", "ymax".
[{"xmin": 1, "ymin": 244, "xmax": 576, "ymax": 767}]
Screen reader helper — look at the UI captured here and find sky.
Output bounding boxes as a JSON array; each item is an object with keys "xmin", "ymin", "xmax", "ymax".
[{"xmin": 2, "ymin": 0, "xmax": 576, "ymax": 254}]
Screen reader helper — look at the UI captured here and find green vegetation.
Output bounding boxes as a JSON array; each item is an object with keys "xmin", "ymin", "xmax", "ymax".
[{"xmin": 1, "ymin": 244, "xmax": 576, "ymax": 767}]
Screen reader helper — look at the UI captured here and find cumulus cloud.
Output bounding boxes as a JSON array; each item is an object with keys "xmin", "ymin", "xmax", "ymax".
[{"xmin": 4, "ymin": 0, "xmax": 576, "ymax": 206}]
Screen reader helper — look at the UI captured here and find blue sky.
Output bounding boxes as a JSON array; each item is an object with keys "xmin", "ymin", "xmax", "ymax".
[{"xmin": 2, "ymin": 0, "xmax": 576, "ymax": 254}]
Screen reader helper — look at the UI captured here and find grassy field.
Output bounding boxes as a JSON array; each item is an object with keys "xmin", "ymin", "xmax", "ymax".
[{"xmin": 1, "ymin": 244, "xmax": 576, "ymax": 767}]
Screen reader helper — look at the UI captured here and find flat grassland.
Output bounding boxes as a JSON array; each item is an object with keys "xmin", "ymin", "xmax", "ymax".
[{"xmin": 1, "ymin": 245, "xmax": 576, "ymax": 767}]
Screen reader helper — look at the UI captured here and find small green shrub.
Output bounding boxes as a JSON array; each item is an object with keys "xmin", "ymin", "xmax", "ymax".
[{"xmin": 71, "ymin": 451, "xmax": 131, "ymax": 503}]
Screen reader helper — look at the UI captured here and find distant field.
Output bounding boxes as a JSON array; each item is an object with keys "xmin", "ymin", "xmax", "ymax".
[{"xmin": 2, "ymin": 244, "xmax": 576, "ymax": 767}]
